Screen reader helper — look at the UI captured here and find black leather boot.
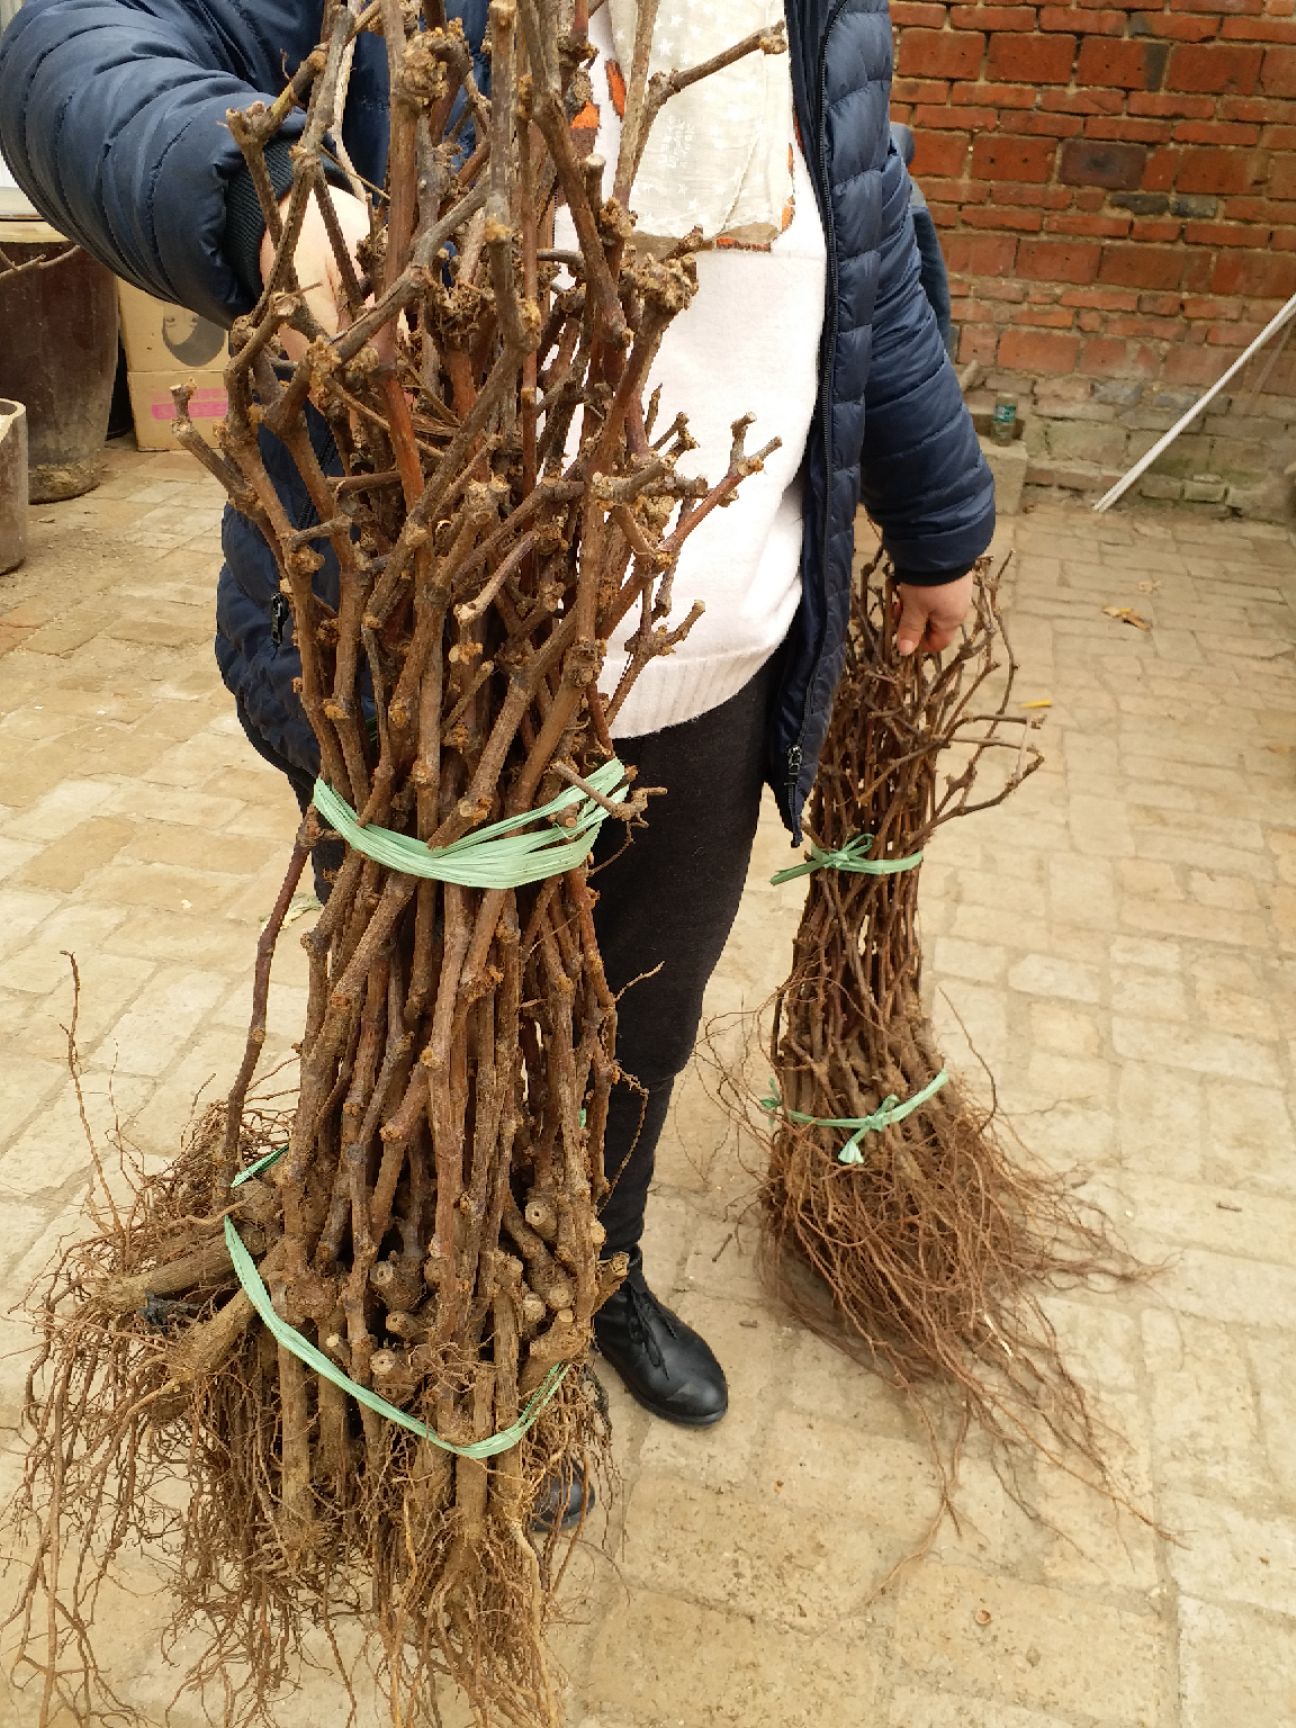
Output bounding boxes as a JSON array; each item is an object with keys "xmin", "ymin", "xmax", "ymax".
[
  {"xmin": 529, "ymin": 1460, "xmax": 594, "ymax": 1535},
  {"xmin": 593, "ymin": 1249, "xmax": 728, "ymax": 1427}
]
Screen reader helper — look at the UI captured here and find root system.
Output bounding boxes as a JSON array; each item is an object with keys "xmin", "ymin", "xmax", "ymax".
[
  {"xmin": 4, "ymin": 4, "xmax": 781, "ymax": 1722},
  {"xmin": 760, "ymin": 553, "xmax": 1143, "ymax": 1499}
]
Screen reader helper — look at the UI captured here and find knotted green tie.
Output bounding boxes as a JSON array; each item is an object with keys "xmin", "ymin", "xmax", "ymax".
[
  {"xmin": 771, "ymin": 831, "xmax": 924, "ymax": 887},
  {"xmin": 761, "ymin": 1069, "xmax": 950, "ymax": 1164}
]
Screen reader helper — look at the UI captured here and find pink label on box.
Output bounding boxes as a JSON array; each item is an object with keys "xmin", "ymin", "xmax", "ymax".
[{"xmin": 149, "ymin": 388, "xmax": 226, "ymax": 421}]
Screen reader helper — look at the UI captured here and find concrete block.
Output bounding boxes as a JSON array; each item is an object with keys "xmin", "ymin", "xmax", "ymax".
[
  {"xmin": 1093, "ymin": 378, "xmax": 1145, "ymax": 409},
  {"xmin": 1025, "ymin": 458, "xmax": 1112, "ymax": 493},
  {"xmin": 979, "ymin": 432, "xmax": 1027, "ymax": 513},
  {"xmin": 1227, "ymin": 473, "xmax": 1294, "ymax": 521},
  {"xmin": 894, "ymin": 1565, "xmax": 1167, "ymax": 1724},
  {"xmin": 1183, "ymin": 475, "xmax": 1227, "ymax": 503},
  {"xmin": 1179, "ymin": 1598, "xmax": 1296, "ymax": 1728},
  {"xmin": 1138, "ymin": 472, "xmax": 1182, "ymax": 500},
  {"xmin": 1045, "ymin": 418, "xmax": 1126, "ymax": 466}
]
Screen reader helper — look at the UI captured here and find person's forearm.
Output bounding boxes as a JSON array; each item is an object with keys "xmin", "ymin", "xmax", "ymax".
[
  {"xmin": 860, "ymin": 184, "xmax": 994, "ymax": 580},
  {"xmin": 0, "ymin": 0, "xmax": 319, "ymax": 325},
  {"xmin": 910, "ymin": 205, "xmax": 954, "ymax": 357}
]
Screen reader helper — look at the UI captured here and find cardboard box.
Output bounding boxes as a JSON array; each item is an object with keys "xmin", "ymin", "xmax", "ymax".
[
  {"xmin": 117, "ymin": 280, "xmax": 228, "ymax": 373},
  {"xmin": 126, "ymin": 370, "xmax": 227, "ymax": 452},
  {"xmin": 117, "ymin": 281, "xmax": 229, "ymax": 450}
]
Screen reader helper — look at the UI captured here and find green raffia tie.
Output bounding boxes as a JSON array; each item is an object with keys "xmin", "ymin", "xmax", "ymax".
[
  {"xmin": 761, "ymin": 1069, "xmax": 950, "ymax": 1165},
  {"xmin": 312, "ymin": 758, "xmax": 629, "ymax": 889},
  {"xmin": 225, "ymin": 1145, "xmax": 566, "ymax": 1459},
  {"xmin": 770, "ymin": 831, "xmax": 924, "ymax": 887}
]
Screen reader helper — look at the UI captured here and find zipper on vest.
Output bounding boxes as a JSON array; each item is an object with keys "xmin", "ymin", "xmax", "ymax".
[
  {"xmin": 270, "ymin": 592, "xmax": 290, "ymax": 647},
  {"xmin": 785, "ymin": 0, "xmax": 851, "ymax": 833}
]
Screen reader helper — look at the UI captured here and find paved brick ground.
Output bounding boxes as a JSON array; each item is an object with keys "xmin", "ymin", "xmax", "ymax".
[{"xmin": 0, "ymin": 442, "xmax": 1294, "ymax": 1726}]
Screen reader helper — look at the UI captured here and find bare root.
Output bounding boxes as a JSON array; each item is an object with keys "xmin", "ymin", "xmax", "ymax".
[
  {"xmin": 5, "ymin": 3, "xmax": 778, "ymax": 1723},
  {"xmin": 752, "ymin": 555, "xmax": 1148, "ymax": 1510}
]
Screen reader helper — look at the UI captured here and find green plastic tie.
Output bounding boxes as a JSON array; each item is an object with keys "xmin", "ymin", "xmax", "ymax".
[
  {"xmin": 771, "ymin": 832, "xmax": 924, "ymax": 887},
  {"xmin": 761, "ymin": 1069, "xmax": 950, "ymax": 1165},
  {"xmin": 313, "ymin": 758, "xmax": 629, "ymax": 889},
  {"xmin": 226, "ymin": 1145, "xmax": 567, "ymax": 1459}
]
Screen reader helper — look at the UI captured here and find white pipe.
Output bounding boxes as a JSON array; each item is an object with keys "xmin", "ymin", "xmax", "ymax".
[{"xmin": 1093, "ymin": 289, "xmax": 1296, "ymax": 514}]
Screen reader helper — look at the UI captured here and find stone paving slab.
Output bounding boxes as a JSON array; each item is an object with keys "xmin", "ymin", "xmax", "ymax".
[{"xmin": 0, "ymin": 441, "xmax": 1294, "ymax": 1725}]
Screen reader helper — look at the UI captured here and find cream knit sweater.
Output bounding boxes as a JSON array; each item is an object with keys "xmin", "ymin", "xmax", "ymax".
[{"xmin": 570, "ymin": 7, "xmax": 828, "ymax": 739}]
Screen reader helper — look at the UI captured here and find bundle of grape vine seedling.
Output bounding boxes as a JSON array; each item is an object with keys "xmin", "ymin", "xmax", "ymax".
[
  {"xmin": 7, "ymin": 5, "xmax": 782, "ymax": 1724},
  {"xmin": 759, "ymin": 552, "xmax": 1137, "ymax": 1502}
]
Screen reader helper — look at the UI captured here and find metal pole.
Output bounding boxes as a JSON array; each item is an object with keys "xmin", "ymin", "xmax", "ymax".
[{"xmin": 1093, "ymin": 290, "xmax": 1296, "ymax": 515}]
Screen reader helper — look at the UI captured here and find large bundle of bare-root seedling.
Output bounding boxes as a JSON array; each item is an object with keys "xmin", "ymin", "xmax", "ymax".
[
  {"xmin": 761, "ymin": 552, "xmax": 1139, "ymax": 1502},
  {"xmin": 5, "ymin": 5, "xmax": 781, "ymax": 1725}
]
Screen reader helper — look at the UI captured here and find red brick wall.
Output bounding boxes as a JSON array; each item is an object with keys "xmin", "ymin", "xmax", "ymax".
[{"xmin": 894, "ymin": 2, "xmax": 1296, "ymax": 514}]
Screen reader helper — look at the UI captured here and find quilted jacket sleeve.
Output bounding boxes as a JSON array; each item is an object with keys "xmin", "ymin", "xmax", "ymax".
[
  {"xmin": 0, "ymin": 0, "xmax": 324, "ymax": 327},
  {"xmin": 858, "ymin": 153, "xmax": 996, "ymax": 582}
]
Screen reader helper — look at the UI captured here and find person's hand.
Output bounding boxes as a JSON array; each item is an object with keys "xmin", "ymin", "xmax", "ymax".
[
  {"xmin": 894, "ymin": 572, "xmax": 975, "ymax": 656},
  {"xmin": 259, "ymin": 187, "xmax": 370, "ymax": 359}
]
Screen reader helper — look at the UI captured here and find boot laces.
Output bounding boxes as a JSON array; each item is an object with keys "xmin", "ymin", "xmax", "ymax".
[{"xmin": 624, "ymin": 1277, "xmax": 678, "ymax": 1373}]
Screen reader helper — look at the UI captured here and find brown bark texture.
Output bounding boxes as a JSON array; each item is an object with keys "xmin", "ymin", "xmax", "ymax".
[
  {"xmin": 3, "ymin": 5, "xmax": 785, "ymax": 1724},
  {"xmin": 753, "ymin": 549, "xmax": 1146, "ymax": 1518}
]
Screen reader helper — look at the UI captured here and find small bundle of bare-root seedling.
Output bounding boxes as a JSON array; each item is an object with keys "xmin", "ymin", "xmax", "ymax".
[
  {"xmin": 5, "ymin": 5, "xmax": 781, "ymax": 1725},
  {"xmin": 759, "ymin": 551, "xmax": 1140, "ymax": 1508}
]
